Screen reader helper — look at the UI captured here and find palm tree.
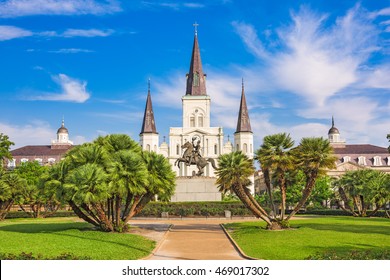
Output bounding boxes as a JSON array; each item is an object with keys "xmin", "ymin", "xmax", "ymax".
[
  {"xmin": 216, "ymin": 151, "xmax": 273, "ymax": 227},
  {"xmin": 255, "ymin": 133, "xmax": 294, "ymax": 219},
  {"xmin": 287, "ymin": 137, "xmax": 336, "ymax": 220},
  {"xmin": 0, "ymin": 172, "xmax": 26, "ymax": 220},
  {"xmin": 59, "ymin": 134, "xmax": 176, "ymax": 232}
]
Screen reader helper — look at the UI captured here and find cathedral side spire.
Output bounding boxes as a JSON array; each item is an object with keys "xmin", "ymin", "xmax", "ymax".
[
  {"xmin": 235, "ymin": 79, "xmax": 252, "ymax": 133},
  {"xmin": 185, "ymin": 23, "xmax": 207, "ymax": 96},
  {"xmin": 140, "ymin": 81, "xmax": 157, "ymax": 134}
]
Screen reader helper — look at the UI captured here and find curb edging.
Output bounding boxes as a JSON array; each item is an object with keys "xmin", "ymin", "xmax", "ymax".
[{"xmin": 220, "ymin": 223, "xmax": 259, "ymax": 260}]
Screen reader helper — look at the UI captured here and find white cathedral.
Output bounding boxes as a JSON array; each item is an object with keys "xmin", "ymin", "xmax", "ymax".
[{"xmin": 138, "ymin": 29, "xmax": 255, "ymax": 195}]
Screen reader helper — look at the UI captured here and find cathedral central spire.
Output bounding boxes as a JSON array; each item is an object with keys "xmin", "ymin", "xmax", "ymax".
[
  {"xmin": 186, "ymin": 24, "xmax": 207, "ymax": 96},
  {"xmin": 235, "ymin": 79, "xmax": 252, "ymax": 133}
]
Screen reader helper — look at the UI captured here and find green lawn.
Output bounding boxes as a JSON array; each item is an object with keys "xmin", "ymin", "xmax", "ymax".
[
  {"xmin": 0, "ymin": 217, "xmax": 155, "ymax": 260},
  {"xmin": 224, "ymin": 216, "xmax": 390, "ymax": 260}
]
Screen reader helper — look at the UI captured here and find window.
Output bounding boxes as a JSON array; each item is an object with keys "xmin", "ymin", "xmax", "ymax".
[
  {"xmin": 387, "ymin": 157, "xmax": 390, "ymax": 166},
  {"xmin": 7, "ymin": 159, "xmax": 16, "ymax": 168},
  {"xmin": 373, "ymin": 156, "xmax": 382, "ymax": 166},
  {"xmin": 154, "ymin": 145, "xmax": 157, "ymax": 152},
  {"xmin": 48, "ymin": 158, "xmax": 56, "ymax": 165},
  {"xmin": 176, "ymin": 144, "xmax": 180, "ymax": 155},
  {"xmin": 35, "ymin": 158, "xmax": 43, "ymax": 165},
  {"xmin": 243, "ymin": 143, "xmax": 248, "ymax": 153},
  {"xmin": 21, "ymin": 158, "xmax": 29, "ymax": 163},
  {"xmin": 190, "ymin": 117, "xmax": 195, "ymax": 127},
  {"xmin": 343, "ymin": 156, "xmax": 351, "ymax": 163},
  {"xmin": 146, "ymin": 144, "xmax": 150, "ymax": 152},
  {"xmin": 198, "ymin": 115, "xmax": 203, "ymax": 127},
  {"xmin": 214, "ymin": 144, "xmax": 218, "ymax": 154},
  {"xmin": 250, "ymin": 144, "xmax": 253, "ymax": 153},
  {"xmin": 358, "ymin": 156, "xmax": 366, "ymax": 166},
  {"xmin": 236, "ymin": 144, "xmax": 239, "ymax": 151}
]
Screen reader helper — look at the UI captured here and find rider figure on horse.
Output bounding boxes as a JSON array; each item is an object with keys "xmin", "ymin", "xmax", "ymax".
[{"xmin": 186, "ymin": 137, "xmax": 202, "ymax": 166}]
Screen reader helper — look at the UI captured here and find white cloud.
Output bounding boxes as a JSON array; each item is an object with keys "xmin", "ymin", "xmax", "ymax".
[
  {"xmin": 48, "ymin": 48, "xmax": 95, "ymax": 53},
  {"xmin": 362, "ymin": 66, "xmax": 390, "ymax": 88},
  {"xmin": 376, "ymin": 7, "xmax": 390, "ymax": 16},
  {"xmin": 232, "ymin": 21, "xmax": 269, "ymax": 59},
  {"xmin": 0, "ymin": 25, "xmax": 32, "ymax": 41},
  {"xmin": 0, "ymin": 121, "xmax": 54, "ymax": 149},
  {"xmin": 29, "ymin": 73, "xmax": 91, "ymax": 103},
  {"xmin": 233, "ymin": 5, "xmax": 379, "ymax": 106},
  {"xmin": 61, "ymin": 28, "xmax": 114, "ymax": 37},
  {"xmin": 0, "ymin": 0, "xmax": 122, "ymax": 18},
  {"xmin": 142, "ymin": 2, "xmax": 205, "ymax": 10}
]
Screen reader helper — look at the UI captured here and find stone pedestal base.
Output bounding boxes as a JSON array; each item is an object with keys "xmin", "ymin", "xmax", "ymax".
[{"xmin": 171, "ymin": 177, "xmax": 221, "ymax": 202}]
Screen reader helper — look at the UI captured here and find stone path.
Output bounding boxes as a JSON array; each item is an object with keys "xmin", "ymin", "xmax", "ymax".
[{"xmin": 130, "ymin": 219, "xmax": 250, "ymax": 260}]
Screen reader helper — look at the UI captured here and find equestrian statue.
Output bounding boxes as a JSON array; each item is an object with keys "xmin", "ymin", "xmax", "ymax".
[{"xmin": 174, "ymin": 137, "xmax": 217, "ymax": 176}]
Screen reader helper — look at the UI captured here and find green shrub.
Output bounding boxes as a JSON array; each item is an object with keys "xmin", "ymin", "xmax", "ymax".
[
  {"xmin": 0, "ymin": 252, "xmax": 91, "ymax": 260},
  {"xmin": 306, "ymin": 250, "xmax": 390, "ymax": 260}
]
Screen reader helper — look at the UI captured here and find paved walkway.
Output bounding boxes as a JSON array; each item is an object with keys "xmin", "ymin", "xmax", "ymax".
[{"xmin": 130, "ymin": 219, "xmax": 252, "ymax": 260}]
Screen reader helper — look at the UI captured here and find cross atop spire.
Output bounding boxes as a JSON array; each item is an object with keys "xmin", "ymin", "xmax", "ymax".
[
  {"xmin": 186, "ymin": 24, "xmax": 207, "ymax": 96},
  {"xmin": 235, "ymin": 79, "xmax": 252, "ymax": 133},
  {"xmin": 140, "ymin": 80, "xmax": 157, "ymax": 134},
  {"xmin": 193, "ymin": 22, "xmax": 199, "ymax": 36}
]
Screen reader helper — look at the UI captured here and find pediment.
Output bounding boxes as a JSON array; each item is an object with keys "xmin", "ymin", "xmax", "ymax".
[{"xmin": 335, "ymin": 161, "xmax": 366, "ymax": 172}]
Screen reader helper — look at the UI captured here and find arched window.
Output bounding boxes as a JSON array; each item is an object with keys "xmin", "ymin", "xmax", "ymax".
[
  {"xmin": 198, "ymin": 115, "xmax": 203, "ymax": 127},
  {"xmin": 236, "ymin": 144, "xmax": 239, "ymax": 151},
  {"xmin": 146, "ymin": 144, "xmax": 150, "ymax": 152},
  {"xmin": 214, "ymin": 144, "xmax": 218, "ymax": 154},
  {"xmin": 176, "ymin": 144, "xmax": 180, "ymax": 155},
  {"xmin": 48, "ymin": 158, "xmax": 56, "ymax": 165},
  {"xmin": 21, "ymin": 158, "xmax": 29, "ymax": 163},
  {"xmin": 243, "ymin": 143, "xmax": 248, "ymax": 153},
  {"xmin": 190, "ymin": 116, "xmax": 195, "ymax": 127}
]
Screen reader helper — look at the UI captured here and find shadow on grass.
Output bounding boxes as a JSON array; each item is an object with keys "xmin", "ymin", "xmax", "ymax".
[
  {"xmin": 305, "ymin": 244, "xmax": 390, "ymax": 260},
  {"xmin": 0, "ymin": 222, "xmax": 153, "ymax": 256},
  {"xmin": 0, "ymin": 222, "xmax": 92, "ymax": 233},
  {"xmin": 296, "ymin": 223, "xmax": 390, "ymax": 236}
]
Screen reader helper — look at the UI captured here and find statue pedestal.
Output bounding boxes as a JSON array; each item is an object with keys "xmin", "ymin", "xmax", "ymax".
[{"xmin": 171, "ymin": 177, "xmax": 221, "ymax": 202}]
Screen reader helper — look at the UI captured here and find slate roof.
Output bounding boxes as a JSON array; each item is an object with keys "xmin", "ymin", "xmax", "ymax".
[
  {"xmin": 140, "ymin": 83, "xmax": 157, "ymax": 134},
  {"xmin": 11, "ymin": 145, "xmax": 72, "ymax": 156}
]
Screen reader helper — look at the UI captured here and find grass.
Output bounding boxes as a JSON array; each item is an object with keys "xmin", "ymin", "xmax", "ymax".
[
  {"xmin": 224, "ymin": 216, "xmax": 390, "ymax": 260},
  {"xmin": 0, "ymin": 217, "xmax": 155, "ymax": 260}
]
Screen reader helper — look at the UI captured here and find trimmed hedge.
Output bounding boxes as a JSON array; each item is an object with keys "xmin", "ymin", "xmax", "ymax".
[{"xmin": 136, "ymin": 201, "xmax": 254, "ymax": 217}]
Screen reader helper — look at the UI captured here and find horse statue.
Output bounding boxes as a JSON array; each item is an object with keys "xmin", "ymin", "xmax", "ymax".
[{"xmin": 175, "ymin": 141, "xmax": 217, "ymax": 176}]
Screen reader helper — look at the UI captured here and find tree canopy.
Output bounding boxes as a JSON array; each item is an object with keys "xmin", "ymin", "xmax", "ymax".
[{"xmin": 51, "ymin": 134, "xmax": 176, "ymax": 232}]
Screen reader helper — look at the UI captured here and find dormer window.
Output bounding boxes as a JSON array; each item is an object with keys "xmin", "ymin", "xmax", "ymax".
[
  {"xmin": 343, "ymin": 156, "xmax": 351, "ymax": 163},
  {"xmin": 358, "ymin": 156, "xmax": 366, "ymax": 166},
  {"xmin": 373, "ymin": 156, "xmax": 382, "ymax": 166}
]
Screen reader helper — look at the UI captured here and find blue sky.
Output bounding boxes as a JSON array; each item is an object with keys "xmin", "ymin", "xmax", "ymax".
[{"xmin": 1, "ymin": 0, "xmax": 390, "ymax": 149}]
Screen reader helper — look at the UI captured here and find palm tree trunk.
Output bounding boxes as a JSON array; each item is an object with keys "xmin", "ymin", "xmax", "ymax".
[
  {"xmin": 263, "ymin": 168, "xmax": 277, "ymax": 218},
  {"xmin": 123, "ymin": 196, "xmax": 141, "ymax": 224},
  {"xmin": 368, "ymin": 204, "xmax": 383, "ymax": 217},
  {"xmin": 279, "ymin": 175, "xmax": 286, "ymax": 220},
  {"xmin": 115, "ymin": 195, "xmax": 121, "ymax": 228},
  {"xmin": 287, "ymin": 170, "xmax": 317, "ymax": 221},
  {"xmin": 69, "ymin": 200, "xmax": 100, "ymax": 227},
  {"xmin": 243, "ymin": 187, "xmax": 271, "ymax": 218},
  {"xmin": 233, "ymin": 183, "xmax": 273, "ymax": 227},
  {"xmin": 92, "ymin": 203, "xmax": 114, "ymax": 232}
]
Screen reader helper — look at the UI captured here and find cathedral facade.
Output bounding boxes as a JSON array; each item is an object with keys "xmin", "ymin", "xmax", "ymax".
[{"xmin": 139, "ymin": 30, "xmax": 254, "ymax": 190}]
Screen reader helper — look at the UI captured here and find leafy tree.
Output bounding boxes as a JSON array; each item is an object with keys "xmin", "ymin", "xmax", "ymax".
[
  {"xmin": 334, "ymin": 169, "xmax": 390, "ymax": 217},
  {"xmin": 286, "ymin": 137, "xmax": 336, "ymax": 220},
  {"xmin": 255, "ymin": 133, "xmax": 294, "ymax": 219},
  {"xmin": 0, "ymin": 133, "xmax": 14, "ymax": 169},
  {"xmin": 0, "ymin": 170, "xmax": 26, "ymax": 220},
  {"xmin": 219, "ymin": 135, "xmax": 336, "ymax": 230},
  {"xmin": 387, "ymin": 134, "xmax": 390, "ymax": 153},
  {"xmin": 57, "ymin": 134, "xmax": 175, "ymax": 232},
  {"xmin": 15, "ymin": 161, "xmax": 49, "ymax": 218}
]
